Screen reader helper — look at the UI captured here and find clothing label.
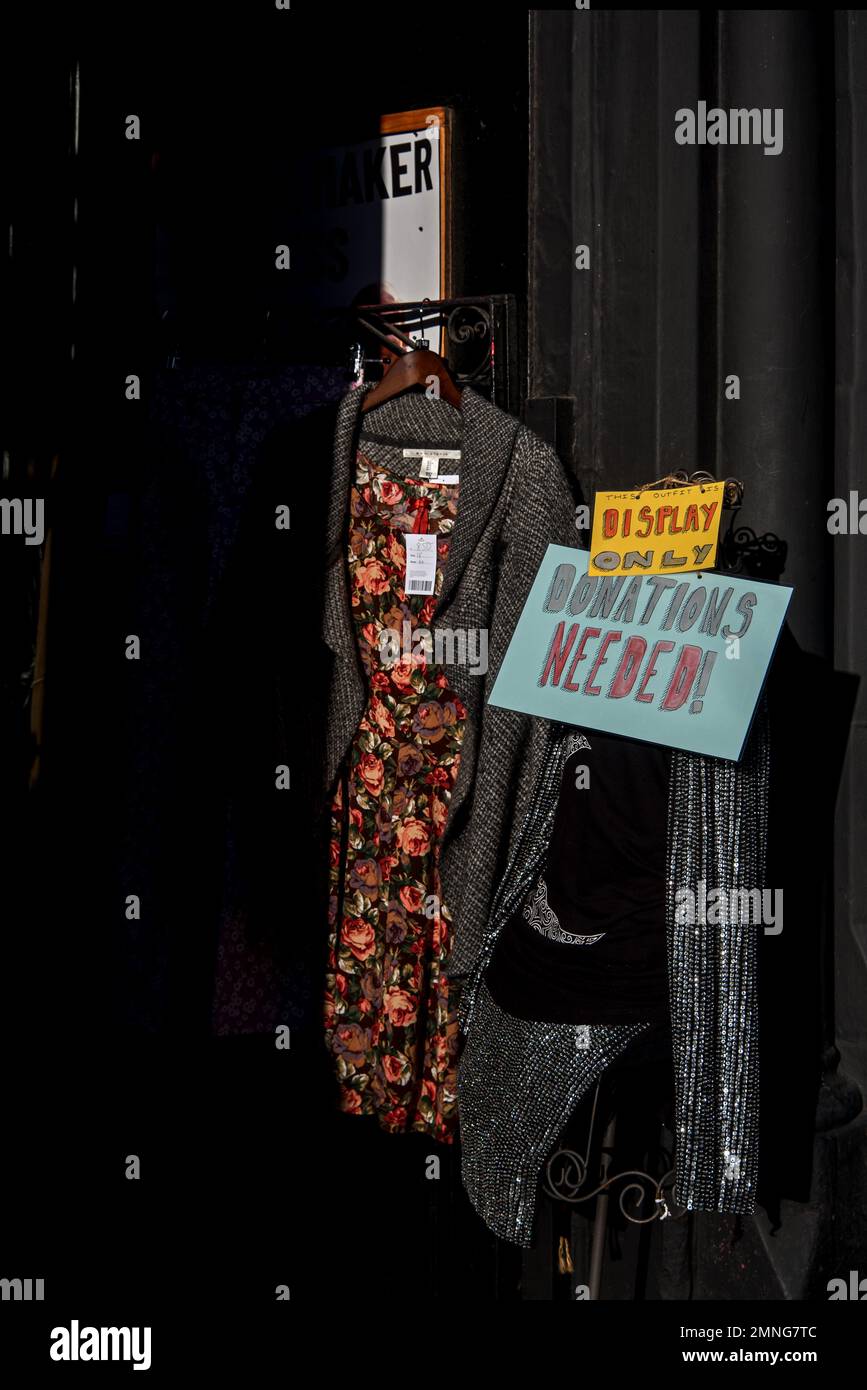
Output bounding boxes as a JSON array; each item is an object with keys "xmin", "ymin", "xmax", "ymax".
[
  {"xmin": 404, "ymin": 532, "xmax": 438, "ymax": 596},
  {"xmin": 419, "ymin": 459, "xmax": 460, "ymax": 484},
  {"xmin": 401, "ymin": 449, "xmax": 462, "ymax": 459},
  {"xmin": 402, "ymin": 448, "xmax": 461, "ymax": 486}
]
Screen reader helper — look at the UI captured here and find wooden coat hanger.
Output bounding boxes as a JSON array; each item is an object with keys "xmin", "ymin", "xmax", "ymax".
[{"xmin": 360, "ymin": 344, "xmax": 463, "ymax": 414}]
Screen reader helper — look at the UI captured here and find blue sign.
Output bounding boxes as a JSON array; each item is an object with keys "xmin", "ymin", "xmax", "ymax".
[{"xmin": 488, "ymin": 546, "xmax": 793, "ymax": 761}]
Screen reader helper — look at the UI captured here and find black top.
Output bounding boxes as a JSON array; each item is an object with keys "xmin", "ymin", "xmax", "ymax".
[{"xmin": 485, "ymin": 729, "xmax": 672, "ymax": 1025}]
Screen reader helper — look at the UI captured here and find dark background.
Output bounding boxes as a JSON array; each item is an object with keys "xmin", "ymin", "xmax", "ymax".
[
  {"xmin": 2, "ymin": 2, "xmax": 866, "ymax": 1337},
  {"xmin": 1, "ymin": 4, "xmax": 534, "ymax": 1321}
]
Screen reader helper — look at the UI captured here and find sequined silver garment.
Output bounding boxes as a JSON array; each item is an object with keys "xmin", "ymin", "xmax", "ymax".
[
  {"xmin": 666, "ymin": 710, "xmax": 769, "ymax": 1214},
  {"xmin": 523, "ymin": 876, "xmax": 607, "ymax": 945},
  {"xmin": 455, "ymin": 711, "xmax": 770, "ymax": 1246},
  {"xmin": 459, "ymin": 979, "xmax": 650, "ymax": 1246}
]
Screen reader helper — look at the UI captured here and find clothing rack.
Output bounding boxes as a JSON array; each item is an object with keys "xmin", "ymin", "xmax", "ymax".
[
  {"xmin": 543, "ymin": 1075, "xmax": 686, "ymax": 1300},
  {"xmin": 350, "ymin": 294, "xmax": 519, "ymax": 414},
  {"xmin": 154, "ymin": 293, "xmax": 519, "ymax": 415}
]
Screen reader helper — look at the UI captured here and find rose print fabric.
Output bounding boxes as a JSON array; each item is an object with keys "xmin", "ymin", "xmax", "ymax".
[{"xmin": 324, "ymin": 450, "xmax": 465, "ymax": 1141}]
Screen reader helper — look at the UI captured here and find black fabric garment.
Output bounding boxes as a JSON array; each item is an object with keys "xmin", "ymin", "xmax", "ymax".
[
  {"xmin": 559, "ymin": 1017, "xmax": 676, "ymax": 1157},
  {"xmin": 485, "ymin": 730, "xmax": 672, "ymax": 1024}
]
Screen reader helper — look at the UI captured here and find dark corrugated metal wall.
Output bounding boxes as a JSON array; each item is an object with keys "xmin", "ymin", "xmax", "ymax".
[{"xmin": 526, "ymin": 7, "xmax": 866, "ymax": 1300}]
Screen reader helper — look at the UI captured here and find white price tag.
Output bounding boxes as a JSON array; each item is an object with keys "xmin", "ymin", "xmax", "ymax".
[{"xmin": 404, "ymin": 533, "xmax": 438, "ymax": 596}]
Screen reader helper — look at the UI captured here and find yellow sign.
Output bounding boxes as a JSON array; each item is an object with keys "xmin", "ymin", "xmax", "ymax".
[{"xmin": 588, "ymin": 482, "xmax": 725, "ymax": 576}]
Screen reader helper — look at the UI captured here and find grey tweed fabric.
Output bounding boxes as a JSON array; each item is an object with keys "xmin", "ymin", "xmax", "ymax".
[{"xmin": 319, "ymin": 383, "xmax": 578, "ymax": 985}]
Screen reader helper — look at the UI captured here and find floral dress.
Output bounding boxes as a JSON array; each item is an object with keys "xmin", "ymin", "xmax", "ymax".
[{"xmin": 324, "ymin": 450, "xmax": 465, "ymax": 1142}]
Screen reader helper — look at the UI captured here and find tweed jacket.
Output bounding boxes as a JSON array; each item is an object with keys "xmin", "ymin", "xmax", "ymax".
[
  {"xmin": 319, "ymin": 383, "xmax": 579, "ymax": 985},
  {"xmin": 209, "ymin": 382, "xmax": 579, "ymax": 1008}
]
